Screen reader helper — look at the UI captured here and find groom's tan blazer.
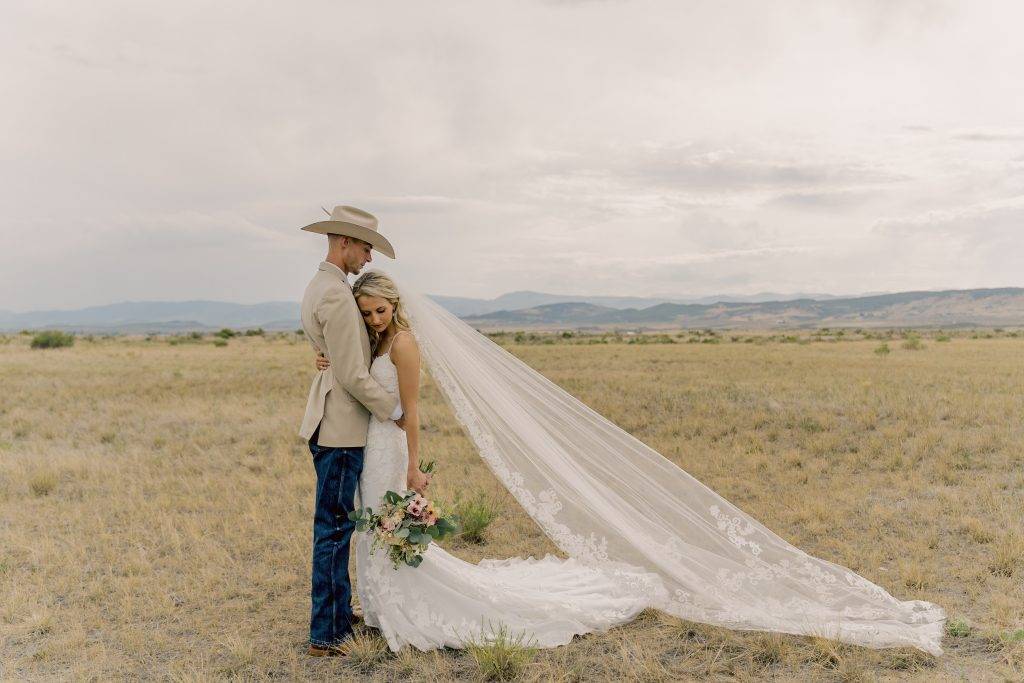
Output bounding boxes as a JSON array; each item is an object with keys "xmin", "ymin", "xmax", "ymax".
[{"xmin": 299, "ymin": 261, "xmax": 399, "ymax": 447}]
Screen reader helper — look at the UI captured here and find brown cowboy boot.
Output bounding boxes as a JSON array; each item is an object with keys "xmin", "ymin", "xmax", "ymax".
[{"xmin": 308, "ymin": 644, "xmax": 343, "ymax": 657}]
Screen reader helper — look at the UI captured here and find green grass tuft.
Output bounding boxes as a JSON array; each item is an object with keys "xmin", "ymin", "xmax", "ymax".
[
  {"xmin": 466, "ymin": 623, "xmax": 536, "ymax": 681},
  {"xmin": 946, "ymin": 619, "xmax": 971, "ymax": 638},
  {"xmin": 455, "ymin": 492, "xmax": 499, "ymax": 544}
]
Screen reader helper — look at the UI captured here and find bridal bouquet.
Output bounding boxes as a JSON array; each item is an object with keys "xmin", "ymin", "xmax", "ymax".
[{"xmin": 348, "ymin": 462, "xmax": 458, "ymax": 569}]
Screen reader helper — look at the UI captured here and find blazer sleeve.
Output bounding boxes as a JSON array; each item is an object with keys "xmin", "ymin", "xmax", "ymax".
[{"xmin": 318, "ymin": 288, "xmax": 399, "ymax": 421}]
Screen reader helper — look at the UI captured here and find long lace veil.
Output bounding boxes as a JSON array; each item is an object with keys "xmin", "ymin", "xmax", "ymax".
[{"xmin": 399, "ymin": 280, "xmax": 945, "ymax": 656}]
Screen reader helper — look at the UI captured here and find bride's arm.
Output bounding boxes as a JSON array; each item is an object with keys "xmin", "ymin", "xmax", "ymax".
[{"xmin": 390, "ymin": 332, "xmax": 428, "ymax": 491}]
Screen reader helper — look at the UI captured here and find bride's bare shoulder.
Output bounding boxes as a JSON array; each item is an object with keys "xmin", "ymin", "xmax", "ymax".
[{"xmin": 389, "ymin": 329, "xmax": 419, "ymax": 361}]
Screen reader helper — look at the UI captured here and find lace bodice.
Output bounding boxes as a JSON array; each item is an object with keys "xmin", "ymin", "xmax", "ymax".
[
  {"xmin": 369, "ymin": 350, "xmax": 399, "ymax": 394},
  {"xmin": 359, "ymin": 351, "xmax": 406, "ymax": 511}
]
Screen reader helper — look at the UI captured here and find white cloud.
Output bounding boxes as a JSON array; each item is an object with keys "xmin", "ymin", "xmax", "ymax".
[
  {"xmin": 950, "ymin": 128, "xmax": 1024, "ymax": 142},
  {"xmin": 1, "ymin": 0, "xmax": 1023, "ymax": 310}
]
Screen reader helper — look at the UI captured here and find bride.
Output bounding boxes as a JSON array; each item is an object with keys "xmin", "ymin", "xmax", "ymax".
[
  {"xmin": 318, "ymin": 271, "xmax": 661, "ymax": 651},
  {"xmin": 315, "ymin": 270, "xmax": 946, "ymax": 656}
]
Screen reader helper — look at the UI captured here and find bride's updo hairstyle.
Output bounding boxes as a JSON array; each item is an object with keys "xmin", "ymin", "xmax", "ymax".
[{"xmin": 352, "ymin": 270, "xmax": 412, "ymax": 350}]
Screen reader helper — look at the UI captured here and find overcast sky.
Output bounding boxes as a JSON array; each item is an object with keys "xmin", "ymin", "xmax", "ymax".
[{"xmin": 2, "ymin": 1, "xmax": 1022, "ymax": 311}]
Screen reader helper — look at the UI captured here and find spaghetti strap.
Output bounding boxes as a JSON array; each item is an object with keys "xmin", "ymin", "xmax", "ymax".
[{"xmin": 382, "ymin": 329, "xmax": 413, "ymax": 356}]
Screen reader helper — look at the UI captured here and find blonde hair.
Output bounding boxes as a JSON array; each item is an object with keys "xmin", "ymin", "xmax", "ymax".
[{"xmin": 352, "ymin": 270, "xmax": 411, "ymax": 351}]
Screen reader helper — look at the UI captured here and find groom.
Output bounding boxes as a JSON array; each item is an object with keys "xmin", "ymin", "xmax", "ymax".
[{"xmin": 297, "ymin": 205, "xmax": 403, "ymax": 655}]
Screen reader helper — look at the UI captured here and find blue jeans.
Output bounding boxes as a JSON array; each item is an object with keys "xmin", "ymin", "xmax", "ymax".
[{"xmin": 308, "ymin": 427, "xmax": 364, "ymax": 647}]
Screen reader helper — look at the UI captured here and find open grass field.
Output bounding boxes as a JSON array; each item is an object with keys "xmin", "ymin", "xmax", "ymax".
[{"xmin": 1, "ymin": 329, "xmax": 1023, "ymax": 681}]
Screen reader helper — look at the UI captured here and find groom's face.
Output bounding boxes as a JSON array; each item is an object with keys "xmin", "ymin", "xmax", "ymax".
[{"xmin": 341, "ymin": 237, "xmax": 373, "ymax": 274}]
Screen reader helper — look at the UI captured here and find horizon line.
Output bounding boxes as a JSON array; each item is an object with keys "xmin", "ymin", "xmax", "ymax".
[{"xmin": 3, "ymin": 284, "xmax": 1024, "ymax": 316}]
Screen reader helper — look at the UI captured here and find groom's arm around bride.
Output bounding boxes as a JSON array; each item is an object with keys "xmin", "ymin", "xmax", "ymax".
[{"xmin": 299, "ymin": 259, "xmax": 400, "ymax": 448}]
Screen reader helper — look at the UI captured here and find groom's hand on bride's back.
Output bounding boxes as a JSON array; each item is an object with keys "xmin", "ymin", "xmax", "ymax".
[{"xmin": 316, "ymin": 351, "xmax": 406, "ymax": 431}]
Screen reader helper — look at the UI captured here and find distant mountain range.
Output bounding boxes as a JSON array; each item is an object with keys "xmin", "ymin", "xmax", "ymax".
[
  {"xmin": 1, "ymin": 288, "xmax": 1021, "ymax": 333},
  {"xmin": 431, "ymin": 290, "xmax": 860, "ymax": 316},
  {"xmin": 0, "ymin": 301, "xmax": 301, "ymax": 333},
  {"xmin": 463, "ymin": 288, "xmax": 1024, "ymax": 329}
]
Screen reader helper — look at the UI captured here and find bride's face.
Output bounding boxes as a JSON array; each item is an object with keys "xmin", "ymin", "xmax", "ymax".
[{"xmin": 357, "ymin": 294, "xmax": 394, "ymax": 334}]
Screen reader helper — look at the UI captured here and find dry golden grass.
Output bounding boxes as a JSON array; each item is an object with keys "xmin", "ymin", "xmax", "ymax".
[{"xmin": 2, "ymin": 330, "xmax": 1023, "ymax": 681}]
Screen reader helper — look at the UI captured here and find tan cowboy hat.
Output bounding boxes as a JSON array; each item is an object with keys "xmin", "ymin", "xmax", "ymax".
[{"xmin": 300, "ymin": 205, "xmax": 396, "ymax": 258}]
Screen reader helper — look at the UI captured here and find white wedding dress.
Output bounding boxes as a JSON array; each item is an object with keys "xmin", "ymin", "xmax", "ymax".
[
  {"xmin": 354, "ymin": 347, "xmax": 666, "ymax": 652},
  {"xmin": 346, "ymin": 281, "xmax": 944, "ymax": 657}
]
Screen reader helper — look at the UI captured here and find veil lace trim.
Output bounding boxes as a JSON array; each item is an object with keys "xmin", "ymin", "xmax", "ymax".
[{"xmin": 400, "ymin": 281, "xmax": 945, "ymax": 655}]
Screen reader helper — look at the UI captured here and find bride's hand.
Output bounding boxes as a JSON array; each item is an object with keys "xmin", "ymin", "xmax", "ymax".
[
  {"xmin": 407, "ymin": 469, "xmax": 430, "ymax": 495},
  {"xmin": 315, "ymin": 353, "xmax": 330, "ymax": 371}
]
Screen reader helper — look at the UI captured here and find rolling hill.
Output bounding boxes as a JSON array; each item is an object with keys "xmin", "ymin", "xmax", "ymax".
[
  {"xmin": 462, "ymin": 288, "xmax": 1024, "ymax": 330},
  {"xmin": 2, "ymin": 288, "xmax": 1022, "ymax": 333},
  {"xmin": 430, "ymin": 290, "xmax": 858, "ymax": 316},
  {"xmin": 0, "ymin": 301, "xmax": 301, "ymax": 333}
]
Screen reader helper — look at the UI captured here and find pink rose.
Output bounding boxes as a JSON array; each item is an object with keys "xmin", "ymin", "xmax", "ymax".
[{"xmin": 406, "ymin": 495, "xmax": 427, "ymax": 517}]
